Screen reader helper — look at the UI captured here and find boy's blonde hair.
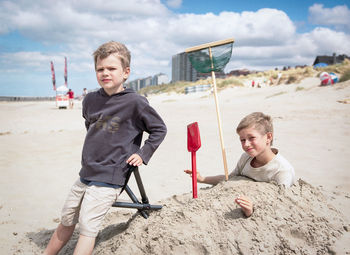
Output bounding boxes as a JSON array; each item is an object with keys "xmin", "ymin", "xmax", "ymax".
[
  {"xmin": 93, "ymin": 41, "xmax": 131, "ymax": 70},
  {"xmin": 236, "ymin": 112, "xmax": 274, "ymax": 144}
]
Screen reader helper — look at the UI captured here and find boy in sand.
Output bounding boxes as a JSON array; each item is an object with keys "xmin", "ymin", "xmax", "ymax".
[
  {"xmin": 44, "ymin": 41, "xmax": 167, "ymax": 255},
  {"xmin": 185, "ymin": 112, "xmax": 295, "ymax": 217}
]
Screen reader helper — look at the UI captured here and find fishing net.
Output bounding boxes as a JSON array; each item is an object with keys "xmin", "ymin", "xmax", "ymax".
[{"xmin": 187, "ymin": 42, "xmax": 233, "ymax": 73}]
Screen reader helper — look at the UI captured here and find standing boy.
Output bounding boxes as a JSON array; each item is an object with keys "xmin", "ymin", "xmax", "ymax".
[
  {"xmin": 185, "ymin": 112, "xmax": 295, "ymax": 217},
  {"xmin": 44, "ymin": 41, "xmax": 167, "ymax": 255}
]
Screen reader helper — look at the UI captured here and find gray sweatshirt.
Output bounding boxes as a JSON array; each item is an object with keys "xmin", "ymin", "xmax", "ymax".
[{"xmin": 79, "ymin": 88, "xmax": 167, "ymax": 186}]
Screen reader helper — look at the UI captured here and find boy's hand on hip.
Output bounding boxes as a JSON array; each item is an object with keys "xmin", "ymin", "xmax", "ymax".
[
  {"xmin": 126, "ymin": 154, "xmax": 143, "ymax": 166},
  {"xmin": 235, "ymin": 195, "xmax": 254, "ymax": 217}
]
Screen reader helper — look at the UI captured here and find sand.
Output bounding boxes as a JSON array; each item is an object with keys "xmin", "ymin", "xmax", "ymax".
[
  {"xmin": 1, "ymin": 77, "xmax": 350, "ymax": 254},
  {"xmin": 93, "ymin": 179, "xmax": 346, "ymax": 254}
]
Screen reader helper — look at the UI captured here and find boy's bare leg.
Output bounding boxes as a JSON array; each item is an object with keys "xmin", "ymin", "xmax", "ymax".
[
  {"xmin": 73, "ymin": 235, "xmax": 95, "ymax": 255},
  {"xmin": 44, "ymin": 223, "xmax": 75, "ymax": 255}
]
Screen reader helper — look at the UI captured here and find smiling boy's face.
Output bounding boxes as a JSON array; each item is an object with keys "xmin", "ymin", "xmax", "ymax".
[
  {"xmin": 95, "ymin": 53, "xmax": 130, "ymax": 96},
  {"xmin": 238, "ymin": 126, "xmax": 272, "ymax": 158}
]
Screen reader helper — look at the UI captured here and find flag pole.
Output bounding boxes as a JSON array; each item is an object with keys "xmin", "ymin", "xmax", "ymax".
[
  {"xmin": 209, "ymin": 47, "xmax": 229, "ymax": 181},
  {"xmin": 64, "ymin": 57, "xmax": 68, "ymax": 87}
]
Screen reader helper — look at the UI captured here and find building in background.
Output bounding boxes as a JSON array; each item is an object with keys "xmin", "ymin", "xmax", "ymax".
[
  {"xmin": 227, "ymin": 69, "xmax": 251, "ymax": 76},
  {"xmin": 172, "ymin": 52, "xmax": 197, "ymax": 82},
  {"xmin": 128, "ymin": 79, "xmax": 142, "ymax": 91},
  {"xmin": 153, "ymin": 73, "xmax": 169, "ymax": 85},
  {"xmin": 126, "ymin": 73, "xmax": 169, "ymax": 91},
  {"xmin": 140, "ymin": 76, "xmax": 152, "ymax": 88},
  {"xmin": 313, "ymin": 53, "xmax": 350, "ymax": 66},
  {"xmin": 171, "ymin": 52, "xmax": 227, "ymax": 82}
]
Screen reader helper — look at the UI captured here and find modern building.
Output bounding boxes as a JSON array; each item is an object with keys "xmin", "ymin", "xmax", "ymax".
[
  {"xmin": 128, "ymin": 79, "xmax": 141, "ymax": 91},
  {"xmin": 126, "ymin": 73, "xmax": 169, "ymax": 91},
  {"xmin": 171, "ymin": 52, "xmax": 228, "ymax": 82},
  {"xmin": 140, "ymin": 76, "xmax": 152, "ymax": 88},
  {"xmin": 172, "ymin": 52, "xmax": 197, "ymax": 82},
  {"xmin": 153, "ymin": 73, "xmax": 169, "ymax": 85}
]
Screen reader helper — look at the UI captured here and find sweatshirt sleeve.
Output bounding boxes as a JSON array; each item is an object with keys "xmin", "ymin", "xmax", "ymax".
[{"xmin": 136, "ymin": 104, "xmax": 167, "ymax": 164}]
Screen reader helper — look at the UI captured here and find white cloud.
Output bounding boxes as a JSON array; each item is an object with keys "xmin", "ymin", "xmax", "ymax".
[
  {"xmin": 232, "ymin": 9, "xmax": 296, "ymax": 46},
  {"xmin": 309, "ymin": 4, "xmax": 350, "ymax": 31},
  {"xmin": 72, "ymin": 0, "xmax": 170, "ymax": 17},
  {"xmin": 0, "ymin": 51, "xmax": 70, "ymax": 73},
  {"xmin": 164, "ymin": 8, "xmax": 296, "ymax": 51},
  {"xmin": 0, "ymin": 1, "xmax": 349, "ymax": 85},
  {"xmin": 166, "ymin": 0, "xmax": 182, "ymax": 9},
  {"xmin": 302, "ymin": 27, "xmax": 350, "ymax": 54},
  {"xmin": 230, "ymin": 26, "xmax": 350, "ymax": 70}
]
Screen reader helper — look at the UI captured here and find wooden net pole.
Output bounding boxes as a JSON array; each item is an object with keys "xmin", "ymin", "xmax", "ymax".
[{"xmin": 208, "ymin": 47, "xmax": 229, "ymax": 181}]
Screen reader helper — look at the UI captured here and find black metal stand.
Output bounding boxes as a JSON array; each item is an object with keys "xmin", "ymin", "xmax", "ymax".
[{"xmin": 112, "ymin": 167, "xmax": 162, "ymax": 219}]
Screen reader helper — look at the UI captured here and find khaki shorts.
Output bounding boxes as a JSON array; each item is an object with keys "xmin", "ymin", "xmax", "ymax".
[{"xmin": 61, "ymin": 178, "xmax": 120, "ymax": 237}]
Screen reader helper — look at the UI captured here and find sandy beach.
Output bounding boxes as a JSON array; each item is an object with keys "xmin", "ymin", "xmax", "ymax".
[{"xmin": 1, "ymin": 77, "xmax": 350, "ymax": 254}]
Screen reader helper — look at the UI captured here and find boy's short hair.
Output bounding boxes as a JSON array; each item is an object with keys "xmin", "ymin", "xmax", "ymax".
[
  {"xmin": 93, "ymin": 41, "xmax": 131, "ymax": 70},
  {"xmin": 236, "ymin": 112, "xmax": 273, "ymax": 137}
]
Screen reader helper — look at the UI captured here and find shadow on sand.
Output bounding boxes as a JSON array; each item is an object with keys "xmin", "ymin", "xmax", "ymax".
[{"xmin": 26, "ymin": 213, "xmax": 138, "ymax": 254}]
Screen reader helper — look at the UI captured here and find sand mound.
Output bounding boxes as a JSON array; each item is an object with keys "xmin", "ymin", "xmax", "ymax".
[{"xmin": 90, "ymin": 178, "xmax": 348, "ymax": 255}]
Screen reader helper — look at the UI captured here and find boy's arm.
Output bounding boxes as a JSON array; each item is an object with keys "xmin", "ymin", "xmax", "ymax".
[
  {"xmin": 136, "ymin": 104, "xmax": 167, "ymax": 164},
  {"xmin": 202, "ymin": 174, "xmax": 226, "ymax": 185},
  {"xmin": 184, "ymin": 153, "xmax": 250, "ymax": 185},
  {"xmin": 184, "ymin": 170, "xmax": 225, "ymax": 185}
]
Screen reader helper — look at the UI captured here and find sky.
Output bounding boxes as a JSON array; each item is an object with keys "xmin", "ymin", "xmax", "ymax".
[{"xmin": 0, "ymin": 0, "xmax": 350, "ymax": 96}]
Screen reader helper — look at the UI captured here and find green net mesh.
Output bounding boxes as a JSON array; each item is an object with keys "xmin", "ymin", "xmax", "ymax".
[{"xmin": 187, "ymin": 42, "xmax": 233, "ymax": 73}]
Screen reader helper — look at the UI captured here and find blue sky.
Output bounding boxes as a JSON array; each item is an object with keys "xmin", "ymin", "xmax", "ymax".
[{"xmin": 0, "ymin": 0, "xmax": 349, "ymax": 96}]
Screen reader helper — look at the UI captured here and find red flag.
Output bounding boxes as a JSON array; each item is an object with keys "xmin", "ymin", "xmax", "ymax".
[
  {"xmin": 64, "ymin": 57, "xmax": 68, "ymax": 87},
  {"xmin": 50, "ymin": 61, "xmax": 56, "ymax": 91}
]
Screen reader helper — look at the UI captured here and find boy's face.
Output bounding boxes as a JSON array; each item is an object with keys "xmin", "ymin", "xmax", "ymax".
[
  {"xmin": 95, "ymin": 54, "xmax": 130, "ymax": 96},
  {"xmin": 238, "ymin": 126, "xmax": 272, "ymax": 158}
]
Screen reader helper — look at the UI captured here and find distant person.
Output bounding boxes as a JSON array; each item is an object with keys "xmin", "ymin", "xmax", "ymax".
[
  {"xmin": 185, "ymin": 112, "xmax": 295, "ymax": 217},
  {"xmin": 277, "ymin": 72, "xmax": 282, "ymax": 84},
  {"xmin": 44, "ymin": 41, "xmax": 167, "ymax": 255},
  {"xmin": 83, "ymin": 88, "xmax": 87, "ymax": 96},
  {"xmin": 67, "ymin": 89, "xmax": 74, "ymax": 109},
  {"xmin": 80, "ymin": 88, "xmax": 88, "ymax": 101}
]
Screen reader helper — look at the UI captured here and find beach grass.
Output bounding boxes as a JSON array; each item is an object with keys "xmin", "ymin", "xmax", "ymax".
[{"xmin": 339, "ymin": 68, "xmax": 350, "ymax": 82}]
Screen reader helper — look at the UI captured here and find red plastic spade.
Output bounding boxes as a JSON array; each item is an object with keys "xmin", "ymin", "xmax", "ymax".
[{"xmin": 187, "ymin": 122, "xmax": 201, "ymax": 198}]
